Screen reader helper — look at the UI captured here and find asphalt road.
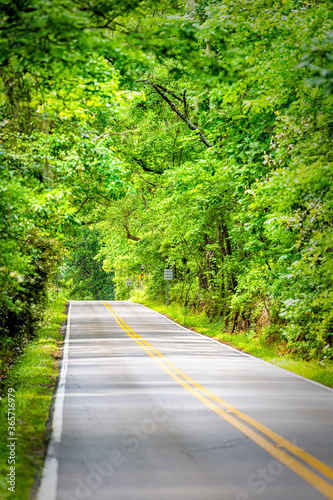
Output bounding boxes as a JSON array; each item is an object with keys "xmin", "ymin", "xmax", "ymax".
[{"xmin": 37, "ymin": 301, "xmax": 333, "ymax": 500}]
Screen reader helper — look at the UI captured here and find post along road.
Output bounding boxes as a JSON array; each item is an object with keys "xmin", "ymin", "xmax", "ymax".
[{"xmin": 37, "ymin": 301, "xmax": 333, "ymax": 500}]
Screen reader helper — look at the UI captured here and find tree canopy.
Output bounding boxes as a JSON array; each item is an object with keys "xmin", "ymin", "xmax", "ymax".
[{"xmin": 1, "ymin": 0, "xmax": 333, "ymax": 363}]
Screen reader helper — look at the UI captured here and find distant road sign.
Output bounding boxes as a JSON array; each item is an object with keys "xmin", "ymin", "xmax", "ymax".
[
  {"xmin": 137, "ymin": 273, "xmax": 145, "ymax": 282},
  {"xmin": 141, "ymin": 265, "xmax": 145, "ymax": 271},
  {"xmin": 164, "ymin": 269, "xmax": 173, "ymax": 280},
  {"xmin": 126, "ymin": 279, "xmax": 132, "ymax": 286}
]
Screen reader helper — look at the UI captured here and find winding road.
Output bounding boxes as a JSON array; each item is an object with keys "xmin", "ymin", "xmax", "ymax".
[{"xmin": 37, "ymin": 301, "xmax": 333, "ymax": 500}]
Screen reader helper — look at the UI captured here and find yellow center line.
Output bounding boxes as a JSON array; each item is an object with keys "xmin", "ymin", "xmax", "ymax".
[{"xmin": 102, "ymin": 302, "xmax": 333, "ymax": 499}]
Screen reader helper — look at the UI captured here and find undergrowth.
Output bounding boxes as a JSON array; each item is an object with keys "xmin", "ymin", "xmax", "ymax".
[{"xmin": 138, "ymin": 298, "xmax": 333, "ymax": 389}]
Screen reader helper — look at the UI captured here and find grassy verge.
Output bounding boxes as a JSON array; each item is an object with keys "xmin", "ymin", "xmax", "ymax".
[
  {"xmin": 0, "ymin": 296, "xmax": 67, "ymax": 500},
  {"xmin": 139, "ymin": 299, "xmax": 333, "ymax": 389}
]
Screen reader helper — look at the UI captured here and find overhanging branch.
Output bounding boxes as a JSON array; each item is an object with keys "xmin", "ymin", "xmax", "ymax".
[{"xmin": 149, "ymin": 83, "xmax": 214, "ymax": 148}]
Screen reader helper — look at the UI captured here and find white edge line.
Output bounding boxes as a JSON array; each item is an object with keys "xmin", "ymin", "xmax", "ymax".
[
  {"xmin": 36, "ymin": 301, "xmax": 72, "ymax": 500},
  {"xmin": 136, "ymin": 302, "xmax": 333, "ymax": 395}
]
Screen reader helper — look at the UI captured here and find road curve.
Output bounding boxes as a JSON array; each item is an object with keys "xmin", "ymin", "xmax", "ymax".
[{"xmin": 37, "ymin": 301, "xmax": 333, "ymax": 500}]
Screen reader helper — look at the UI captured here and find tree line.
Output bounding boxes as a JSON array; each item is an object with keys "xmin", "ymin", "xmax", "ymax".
[{"xmin": 0, "ymin": 0, "xmax": 332, "ymax": 369}]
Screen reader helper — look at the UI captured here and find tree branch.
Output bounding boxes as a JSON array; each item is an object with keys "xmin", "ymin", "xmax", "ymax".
[
  {"xmin": 183, "ymin": 89, "xmax": 188, "ymax": 118},
  {"xmin": 123, "ymin": 223, "xmax": 140, "ymax": 241},
  {"xmin": 141, "ymin": 188, "xmax": 148, "ymax": 209},
  {"xmin": 135, "ymin": 170, "xmax": 157, "ymax": 187},
  {"xmin": 154, "ymin": 83, "xmax": 182, "ymax": 102},
  {"xmin": 75, "ymin": 197, "xmax": 89, "ymax": 214},
  {"xmin": 149, "ymin": 83, "xmax": 214, "ymax": 148},
  {"xmin": 133, "ymin": 157, "xmax": 163, "ymax": 174}
]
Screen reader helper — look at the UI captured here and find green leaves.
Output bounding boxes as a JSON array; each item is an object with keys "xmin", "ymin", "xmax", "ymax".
[
  {"xmin": 1, "ymin": 0, "xmax": 333, "ymax": 361},
  {"xmin": 91, "ymin": 0, "xmax": 333, "ymax": 359},
  {"xmin": 298, "ymin": 30, "xmax": 333, "ymax": 95}
]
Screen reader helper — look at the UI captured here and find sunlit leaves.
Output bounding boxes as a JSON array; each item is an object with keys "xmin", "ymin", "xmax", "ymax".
[
  {"xmin": 1, "ymin": 0, "xmax": 333, "ymax": 362},
  {"xmin": 94, "ymin": 0, "xmax": 333, "ymax": 359}
]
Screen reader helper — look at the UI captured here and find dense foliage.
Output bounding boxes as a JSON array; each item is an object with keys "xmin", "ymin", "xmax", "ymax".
[
  {"xmin": 64, "ymin": 227, "xmax": 115, "ymax": 300},
  {"xmin": 0, "ymin": 0, "xmax": 128, "ymax": 364},
  {"xmin": 1, "ymin": 0, "xmax": 332, "ymax": 364}
]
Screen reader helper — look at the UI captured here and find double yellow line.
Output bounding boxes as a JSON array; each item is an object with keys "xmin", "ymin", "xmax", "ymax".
[{"xmin": 102, "ymin": 302, "xmax": 333, "ymax": 499}]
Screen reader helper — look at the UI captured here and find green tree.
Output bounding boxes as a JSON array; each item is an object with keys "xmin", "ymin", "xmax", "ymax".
[{"xmin": 63, "ymin": 227, "xmax": 115, "ymax": 301}]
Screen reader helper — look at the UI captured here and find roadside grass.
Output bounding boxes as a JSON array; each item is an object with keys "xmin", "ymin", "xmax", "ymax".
[
  {"xmin": 0, "ymin": 297, "xmax": 67, "ymax": 500},
  {"xmin": 139, "ymin": 299, "xmax": 333, "ymax": 389}
]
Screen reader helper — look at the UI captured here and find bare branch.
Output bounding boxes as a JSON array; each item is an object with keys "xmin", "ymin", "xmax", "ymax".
[
  {"xmin": 149, "ymin": 83, "xmax": 214, "ymax": 148},
  {"xmin": 154, "ymin": 84, "xmax": 182, "ymax": 102}
]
